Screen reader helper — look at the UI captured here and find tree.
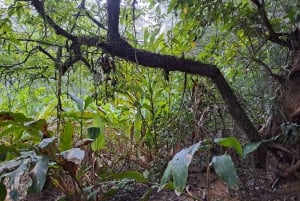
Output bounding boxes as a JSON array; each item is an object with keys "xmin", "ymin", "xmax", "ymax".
[{"xmin": 1, "ymin": 0, "xmax": 300, "ymax": 166}]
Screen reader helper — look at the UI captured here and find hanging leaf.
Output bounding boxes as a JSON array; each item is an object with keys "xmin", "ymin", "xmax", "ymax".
[
  {"xmin": 28, "ymin": 156, "xmax": 49, "ymax": 194},
  {"xmin": 59, "ymin": 122, "xmax": 73, "ymax": 151},
  {"xmin": 158, "ymin": 142, "xmax": 201, "ymax": 195},
  {"xmin": 211, "ymin": 154, "xmax": 238, "ymax": 188},
  {"xmin": 215, "ymin": 137, "xmax": 243, "ymax": 157},
  {"xmin": 242, "ymin": 141, "xmax": 263, "ymax": 159}
]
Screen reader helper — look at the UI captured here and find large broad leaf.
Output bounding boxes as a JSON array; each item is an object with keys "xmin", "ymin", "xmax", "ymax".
[
  {"xmin": 0, "ymin": 159, "xmax": 22, "ymax": 175},
  {"xmin": 215, "ymin": 137, "xmax": 243, "ymax": 157},
  {"xmin": 0, "ymin": 180, "xmax": 7, "ymax": 201},
  {"xmin": 158, "ymin": 142, "xmax": 201, "ymax": 195},
  {"xmin": 7, "ymin": 159, "xmax": 31, "ymax": 201},
  {"xmin": 0, "ymin": 112, "xmax": 31, "ymax": 123},
  {"xmin": 59, "ymin": 122, "xmax": 73, "ymax": 151},
  {"xmin": 28, "ymin": 156, "xmax": 49, "ymax": 193},
  {"xmin": 242, "ymin": 141, "xmax": 263, "ymax": 159},
  {"xmin": 211, "ymin": 154, "xmax": 238, "ymax": 188}
]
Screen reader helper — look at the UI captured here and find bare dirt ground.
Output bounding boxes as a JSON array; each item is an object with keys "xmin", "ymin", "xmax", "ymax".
[
  {"xmin": 20, "ymin": 146, "xmax": 300, "ymax": 201},
  {"xmin": 23, "ymin": 163, "xmax": 300, "ymax": 201}
]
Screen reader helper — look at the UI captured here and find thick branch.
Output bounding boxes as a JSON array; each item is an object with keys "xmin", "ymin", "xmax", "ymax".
[
  {"xmin": 107, "ymin": 0, "xmax": 120, "ymax": 39},
  {"xmin": 104, "ymin": 0, "xmax": 260, "ymax": 141},
  {"xmin": 28, "ymin": 0, "xmax": 261, "ymax": 142},
  {"xmin": 96, "ymin": 37, "xmax": 260, "ymax": 141}
]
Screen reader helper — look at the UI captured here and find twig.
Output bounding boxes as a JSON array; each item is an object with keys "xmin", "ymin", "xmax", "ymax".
[{"xmin": 251, "ymin": 0, "xmax": 289, "ymax": 47}]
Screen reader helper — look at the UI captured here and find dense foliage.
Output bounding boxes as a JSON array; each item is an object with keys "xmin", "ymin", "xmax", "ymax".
[{"xmin": 0, "ymin": 0, "xmax": 300, "ymax": 200}]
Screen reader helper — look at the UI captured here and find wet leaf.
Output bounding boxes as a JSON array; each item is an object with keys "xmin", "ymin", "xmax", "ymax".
[
  {"xmin": 28, "ymin": 156, "xmax": 49, "ymax": 193},
  {"xmin": 211, "ymin": 154, "xmax": 238, "ymax": 188},
  {"xmin": 242, "ymin": 141, "xmax": 263, "ymax": 159},
  {"xmin": 7, "ymin": 159, "xmax": 30, "ymax": 201},
  {"xmin": 158, "ymin": 142, "xmax": 201, "ymax": 195}
]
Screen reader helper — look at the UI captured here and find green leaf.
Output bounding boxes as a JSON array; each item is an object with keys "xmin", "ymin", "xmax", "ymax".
[
  {"xmin": 242, "ymin": 141, "xmax": 263, "ymax": 159},
  {"xmin": 87, "ymin": 127, "xmax": 100, "ymax": 139},
  {"xmin": 0, "ymin": 181, "xmax": 7, "ymax": 201},
  {"xmin": 91, "ymin": 131, "xmax": 105, "ymax": 151},
  {"xmin": 215, "ymin": 137, "xmax": 243, "ymax": 156},
  {"xmin": 24, "ymin": 119, "xmax": 47, "ymax": 131},
  {"xmin": 211, "ymin": 154, "xmax": 238, "ymax": 188},
  {"xmin": 108, "ymin": 171, "xmax": 147, "ymax": 183},
  {"xmin": 7, "ymin": 159, "xmax": 30, "ymax": 201},
  {"xmin": 28, "ymin": 156, "xmax": 49, "ymax": 193},
  {"xmin": 91, "ymin": 115, "xmax": 105, "ymax": 151},
  {"xmin": 59, "ymin": 122, "xmax": 73, "ymax": 151},
  {"xmin": 158, "ymin": 142, "xmax": 201, "ymax": 195},
  {"xmin": 84, "ymin": 96, "xmax": 93, "ymax": 110}
]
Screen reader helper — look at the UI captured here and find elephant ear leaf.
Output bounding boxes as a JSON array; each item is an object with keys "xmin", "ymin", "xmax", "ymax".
[{"xmin": 158, "ymin": 142, "xmax": 201, "ymax": 196}]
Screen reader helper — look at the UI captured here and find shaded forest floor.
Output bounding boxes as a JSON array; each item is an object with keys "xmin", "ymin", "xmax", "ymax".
[{"xmin": 24, "ymin": 158, "xmax": 300, "ymax": 201}]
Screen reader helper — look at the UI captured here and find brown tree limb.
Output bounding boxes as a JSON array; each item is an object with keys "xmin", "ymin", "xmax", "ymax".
[
  {"xmin": 250, "ymin": 0, "xmax": 290, "ymax": 47},
  {"xmin": 106, "ymin": 0, "xmax": 261, "ymax": 142},
  {"xmin": 29, "ymin": 0, "xmax": 261, "ymax": 142}
]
